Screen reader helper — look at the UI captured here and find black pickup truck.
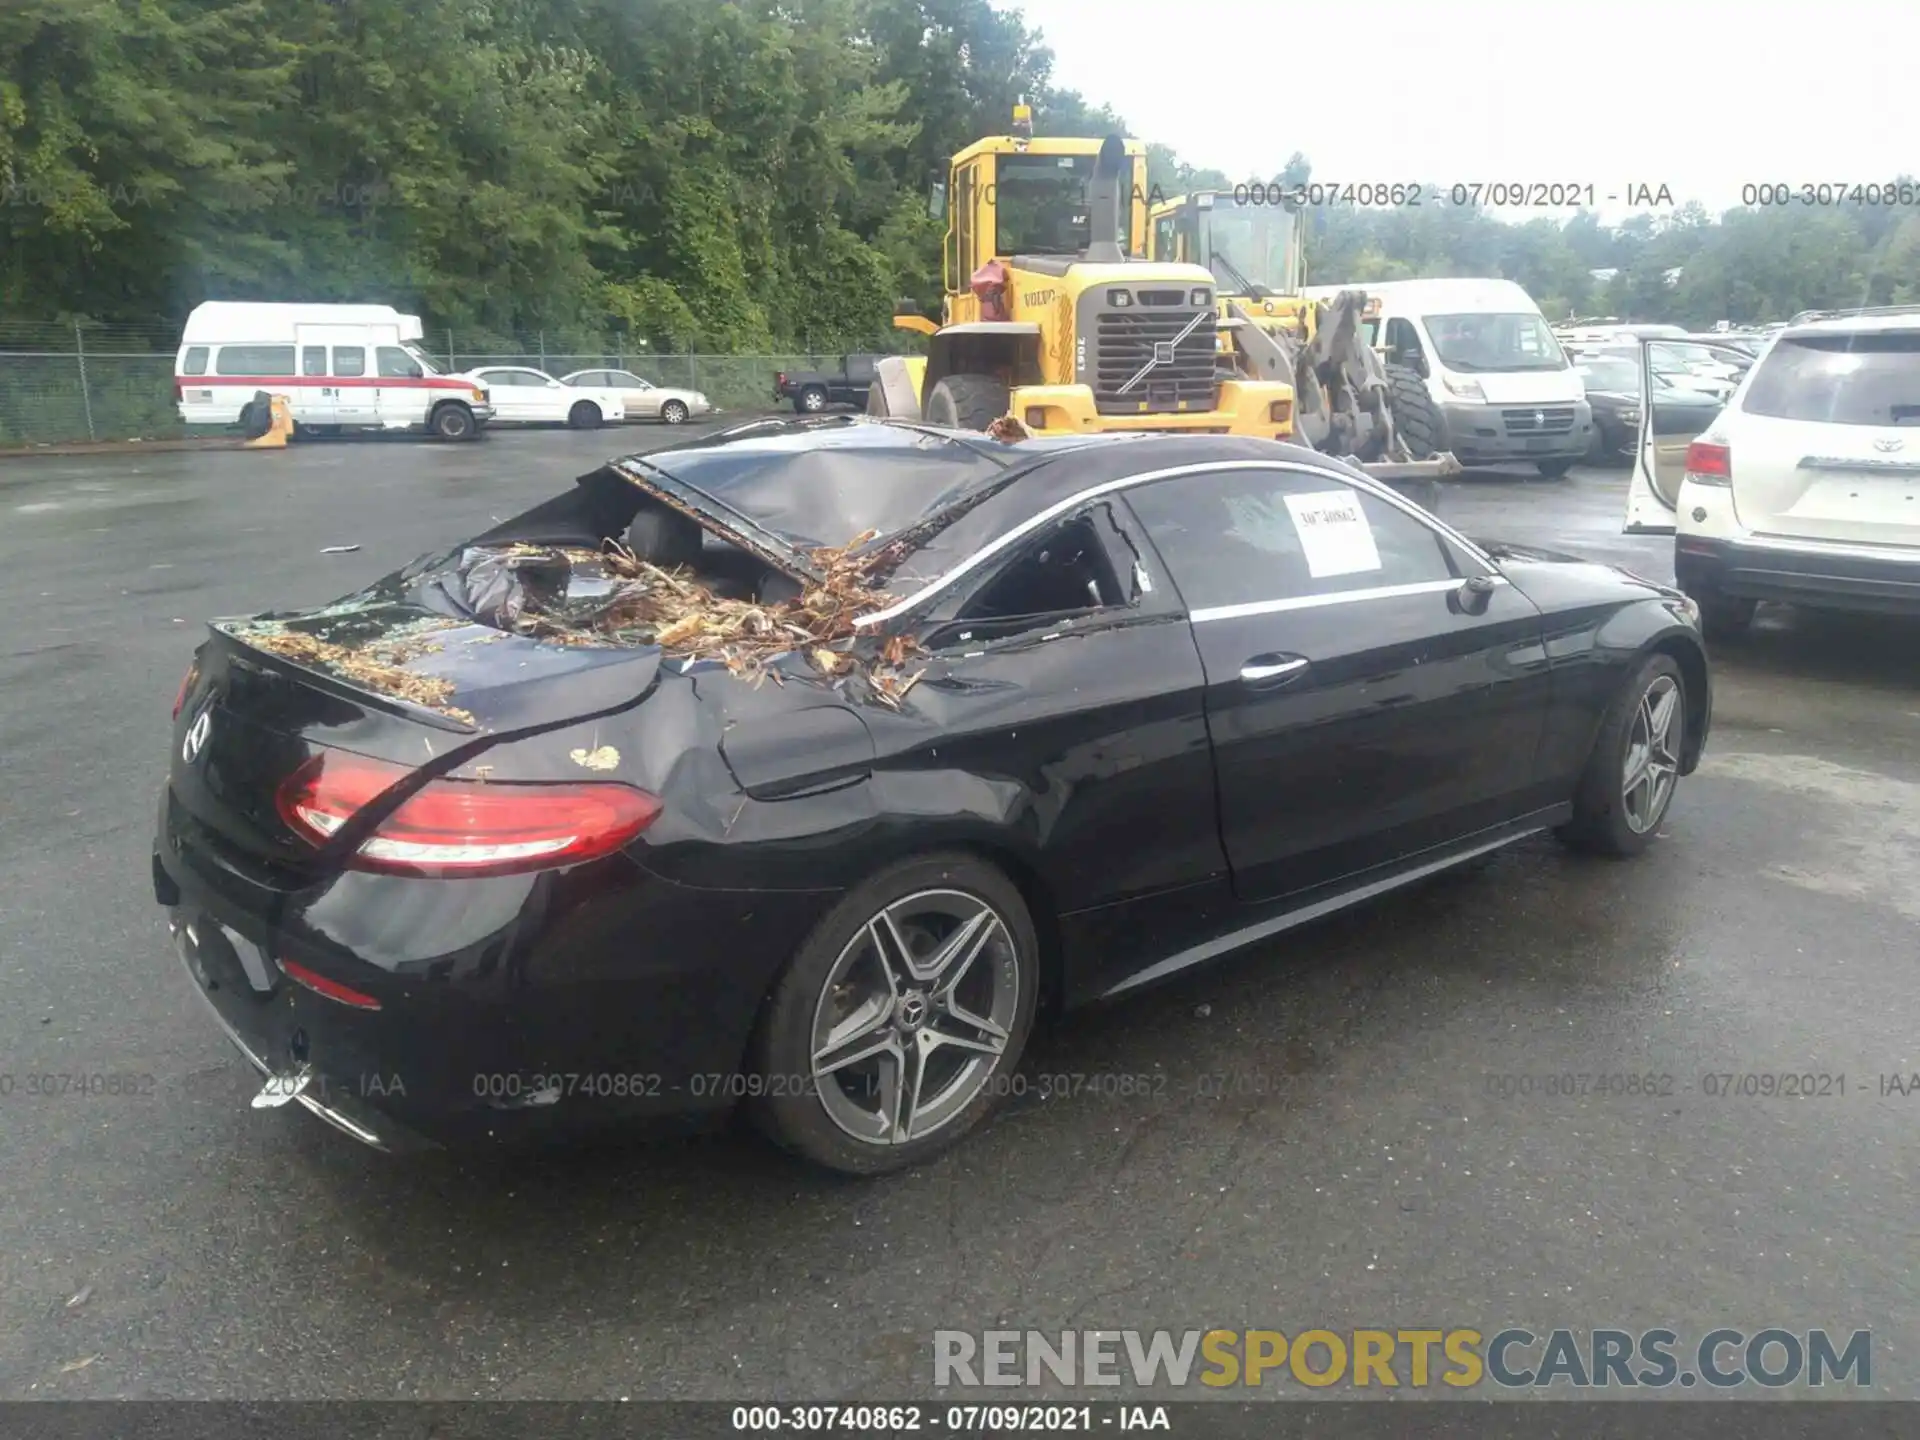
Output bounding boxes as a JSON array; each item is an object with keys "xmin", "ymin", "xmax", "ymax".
[{"xmin": 774, "ymin": 354, "xmax": 879, "ymax": 414}]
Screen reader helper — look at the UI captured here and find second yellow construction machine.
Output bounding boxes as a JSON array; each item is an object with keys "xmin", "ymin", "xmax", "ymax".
[{"xmin": 1147, "ymin": 189, "xmax": 1450, "ymax": 470}]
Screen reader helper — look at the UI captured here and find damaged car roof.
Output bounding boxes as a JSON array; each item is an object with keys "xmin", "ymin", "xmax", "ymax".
[{"xmin": 605, "ymin": 416, "xmax": 1132, "ymax": 582}]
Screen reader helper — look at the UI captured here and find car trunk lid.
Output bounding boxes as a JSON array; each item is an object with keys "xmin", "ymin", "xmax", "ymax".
[
  {"xmin": 1730, "ymin": 329, "xmax": 1920, "ymax": 547},
  {"xmin": 171, "ymin": 581, "xmax": 662, "ymax": 870}
]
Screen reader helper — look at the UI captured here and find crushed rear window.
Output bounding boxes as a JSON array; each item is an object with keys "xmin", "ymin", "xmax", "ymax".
[{"xmin": 1742, "ymin": 332, "xmax": 1920, "ymax": 425}]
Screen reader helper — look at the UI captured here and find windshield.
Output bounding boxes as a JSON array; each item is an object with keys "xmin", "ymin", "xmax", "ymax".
[
  {"xmin": 400, "ymin": 341, "xmax": 443, "ymax": 376},
  {"xmin": 1425, "ymin": 312, "xmax": 1567, "ymax": 372},
  {"xmin": 1742, "ymin": 332, "xmax": 1920, "ymax": 425},
  {"xmin": 1201, "ymin": 201, "xmax": 1298, "ymax": 295},
  {"xmin": 995, "ymin": 154, "xmax": 1111, "ymax": 256}
]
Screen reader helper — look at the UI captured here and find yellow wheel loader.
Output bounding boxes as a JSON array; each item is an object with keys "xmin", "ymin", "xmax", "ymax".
[
  {"xmin": 870, "ymin": 106, "xmax": 1296, "ymax": 443},
  {"xmin": 1146, "ymin": 190, "xmax": 1456, "ymax": 480}
]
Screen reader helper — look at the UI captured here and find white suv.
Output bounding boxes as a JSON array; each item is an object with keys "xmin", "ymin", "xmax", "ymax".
[{"xmin": 1672, "ymin": 309, "xmax": 1920, "ymax": 638}]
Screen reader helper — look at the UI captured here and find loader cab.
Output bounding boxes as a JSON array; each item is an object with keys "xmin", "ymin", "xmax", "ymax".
[
  {"xmin": 942, "ymin": 133, "xmax": 1151, "ymax": 319},
  {"xmin": 1150, "ymin": 192, "xmax": 1304, "ymax": 300}
]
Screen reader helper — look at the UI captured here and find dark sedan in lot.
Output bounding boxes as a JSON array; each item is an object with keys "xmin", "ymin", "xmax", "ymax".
[{"xmin": 154, "ymin": 419, "xmax": 1712, "ymax": 1174}]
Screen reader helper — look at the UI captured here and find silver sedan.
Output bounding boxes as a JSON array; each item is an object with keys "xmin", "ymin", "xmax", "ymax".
[{"xmin": 560, "ymin": 369, "xmax": 712, "ymax": 424}]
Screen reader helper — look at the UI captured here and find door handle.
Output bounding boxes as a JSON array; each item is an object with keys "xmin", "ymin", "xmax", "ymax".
[{"xmin": 1240, "ymin": 655, "xmax": 1309, "ymax": 687}]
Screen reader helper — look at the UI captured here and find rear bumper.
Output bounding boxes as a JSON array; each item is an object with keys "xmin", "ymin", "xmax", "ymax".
[
  {"xmin": 1675, "ymin": 534, "xmax": 1920, "ymax": 614},
  {"xmin": 153, "ymin": 788, "xmax": 837, "ymax": 1151},
  {"xmin": 1438, "ymin": 401, "xmax": 1593, "ymax": 464}
]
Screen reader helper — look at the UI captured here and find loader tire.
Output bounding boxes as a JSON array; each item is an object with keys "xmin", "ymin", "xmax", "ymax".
[
  {"xmin": 924, "ymin": 374, "xmax": 1010, "ymax": 431},
  {"xmin": 1384, "ymin": 364, "xmax": 1440, "ymax": 460}
]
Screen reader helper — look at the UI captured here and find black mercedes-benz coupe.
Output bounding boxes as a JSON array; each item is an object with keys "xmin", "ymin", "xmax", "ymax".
[{"xmin": 154, "ymin": 418, "xmax": 1712, "ymax": 1173}]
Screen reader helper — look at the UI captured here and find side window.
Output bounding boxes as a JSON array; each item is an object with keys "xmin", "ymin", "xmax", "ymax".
[
  {"xmin": 1384, "ymin": 317, "xmax": 1424, "ymax": 365},
  {"xmin": 1125, "ymin": 468, "xmax": 1458, "ymax": 611},
  {"xmin": 181, "ymin": 346, "xmax": 210, "ymax": 376},
  {"xmin": 214, "ymin": 345, "xmax": 296, "ymax": 376},
  {"xmin": 300, "ymin": 346, "xmax": 327, "ymax": 376},
  {"xmin": 377, "ymin": 346, "xmax": 423, "ymax": 379},
  {"xmin": 332, "ymin": 346, "xmax": 366, "ymax": 377},
  {"xmin": 1153, "ymin": 215, "xmax": 1180, "ymax": 263},
  {"xmin": 942, "ymin": 508, "xmax": 1128, "ymax": 644}
]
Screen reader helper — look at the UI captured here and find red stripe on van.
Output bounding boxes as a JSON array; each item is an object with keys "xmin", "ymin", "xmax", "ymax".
[{"xmin": 179, "ymin": 376, "xmax": 480, "ymax": 391}]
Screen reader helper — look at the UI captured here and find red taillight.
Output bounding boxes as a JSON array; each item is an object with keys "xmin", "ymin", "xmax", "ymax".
[
  {"xmin": 1684, "ymin": 440, "xmax": 1730, "ymax": 478},
  {"xmin": 281, "ymin": 958, "xmax": 381, "ymax": 1010},
  {"xmin": 173, "ymin": 660, "xmax": 199, "ymax": 719},
  {"xmin": 275, "ymin": 753, "xmax": 661, "ymax": 878}
]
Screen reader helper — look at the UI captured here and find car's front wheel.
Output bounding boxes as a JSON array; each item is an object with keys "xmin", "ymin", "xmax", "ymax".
[
  {"xmin": 749, "ymin": 853, "xmax": 1040, "ymax": 1175},
  {"xmin": 1558, "ymin": 653, "xmax": 1687, "ymax": 857},
  {"xmin": 429, "ymin": 402, "xmax": 476, "ymax": 441}
]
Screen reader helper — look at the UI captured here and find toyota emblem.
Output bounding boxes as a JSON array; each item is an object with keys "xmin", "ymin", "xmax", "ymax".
[
  {"xmin": 182, "ymin": 707, "xmax": 213, "ymax": 762},
  {"xmin": 1873, "ymin": 436, "xmax": 1904, "ymax": 453}
]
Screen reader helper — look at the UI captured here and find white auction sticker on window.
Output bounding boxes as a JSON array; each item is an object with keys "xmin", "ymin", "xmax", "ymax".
[{"xmin": 1284, "ymin": 489, "xmax": 1382, "ymax": 578}]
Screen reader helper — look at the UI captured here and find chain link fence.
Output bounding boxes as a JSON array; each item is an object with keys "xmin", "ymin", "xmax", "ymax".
[{"xmin": 0, "ymin": 322, "xmax": 912, "ymax": 447}]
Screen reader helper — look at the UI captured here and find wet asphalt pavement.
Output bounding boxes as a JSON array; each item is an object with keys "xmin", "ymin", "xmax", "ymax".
[{"xmin": 2, "ymin": 427, "xmax": 1917, "ymax": 1400}]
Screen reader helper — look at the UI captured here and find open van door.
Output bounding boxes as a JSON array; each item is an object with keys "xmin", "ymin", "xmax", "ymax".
[{"xmin": 1623, "ymin": 338, "xmax": 1749, "ymax": 533}]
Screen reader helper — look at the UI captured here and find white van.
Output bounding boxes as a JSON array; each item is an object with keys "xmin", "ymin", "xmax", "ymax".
[
  {"xmin": 1305, "ymin": 278, "xmax": 1594, "ymax": 475},
  {"xmin": 175, "ymin": 302, "xmax": 495, "ymax": 440}
]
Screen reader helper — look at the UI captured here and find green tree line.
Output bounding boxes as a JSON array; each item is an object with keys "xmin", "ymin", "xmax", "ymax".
[{"xmin": 5, "ymin": 0, "xmax": 1916, "ymax": 350}]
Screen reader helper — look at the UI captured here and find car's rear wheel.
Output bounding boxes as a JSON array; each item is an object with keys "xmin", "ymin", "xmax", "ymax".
[
  {"xmin": 660, "ymin": 400, "xmax": 688, "ymax": 424},
  {"xmin": 749, "ymin": 853, "xmax": 1040, "ymax": 1175},
  {"xmin": 1558, "ymin": 654, "xmax": 1686, "ymax": 857},
  {"xmin": 796, "ymin": 386, "xmax": 827, "ymax": 414},
  {"xmin": 568, "ymin": 401, "xmax": 603, "ymax": 430}
]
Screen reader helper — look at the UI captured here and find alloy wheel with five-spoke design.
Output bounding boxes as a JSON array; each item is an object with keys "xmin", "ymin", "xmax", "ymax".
[
  {"xmin": 1621, "ymin": 673, "xmax": 1681, "ymax": 834},
  {"xmin": 809, "ymin": 889, "xmax": 1021, "ymax": 1146}
]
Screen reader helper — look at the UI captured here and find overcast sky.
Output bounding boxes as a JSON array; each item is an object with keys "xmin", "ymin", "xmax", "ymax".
[{"xmin": 1014, "ymin": 0, "xmax": 1915, "ymax": 223}]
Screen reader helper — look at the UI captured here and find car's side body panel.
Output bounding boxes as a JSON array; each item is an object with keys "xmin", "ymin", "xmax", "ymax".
[{"xmin": 154, "ymin": 423, "xmax": 1712, "ymax": 1150}]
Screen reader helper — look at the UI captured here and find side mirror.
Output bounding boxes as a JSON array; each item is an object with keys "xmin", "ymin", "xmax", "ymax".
[
  {"xmin": 929, "ymin": 181, "xmax": 947, "ymax": 220},
  {"xmin": 1451, "ymin": 573, "xmax": 1496, "ymax": 615}
]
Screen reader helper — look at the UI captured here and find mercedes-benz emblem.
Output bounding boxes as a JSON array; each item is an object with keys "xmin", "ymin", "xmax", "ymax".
[
  {"xmin": 1873, "ymin": 436, "xmax": 1904, "ymax": 453},
  {"xmin": 182, "ymin": 708, "xmax": 213, "ymax": 762}
]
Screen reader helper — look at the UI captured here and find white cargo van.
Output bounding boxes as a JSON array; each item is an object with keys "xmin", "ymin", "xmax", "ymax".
[
  {"xmin": 1305, "ymin": 278, "xmax": 1593, "ymax": 475},
  {"xmin": 174, "ymin": 302, "xmax": 494, "ymax": 440}
]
